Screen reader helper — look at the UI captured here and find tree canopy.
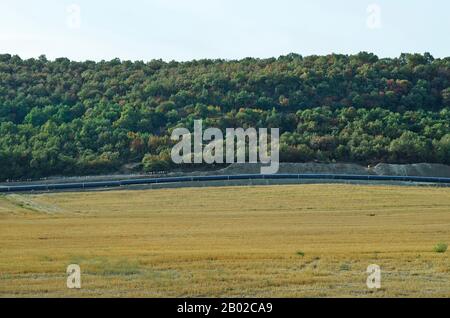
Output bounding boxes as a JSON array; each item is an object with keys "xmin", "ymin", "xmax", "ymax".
[{"xmin": 0, "ymin": 52, "xmax": 449, "ymax": 179}]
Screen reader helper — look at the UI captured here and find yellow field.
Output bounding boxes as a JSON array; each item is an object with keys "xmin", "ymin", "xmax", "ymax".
[{"xmin": 0, "ymin": 184, "xmax": 449, "ymax": 297}]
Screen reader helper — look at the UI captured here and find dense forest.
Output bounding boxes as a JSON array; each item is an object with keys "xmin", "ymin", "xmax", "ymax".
[{"xmin": 0, "ymin": 52, "xmax": 449, "ymax": 180}]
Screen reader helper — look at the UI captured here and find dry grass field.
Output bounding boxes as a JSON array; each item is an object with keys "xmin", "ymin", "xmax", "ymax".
[{"xmin": 0, "ymin": 184, "xmax": 449, "ymax": 297}]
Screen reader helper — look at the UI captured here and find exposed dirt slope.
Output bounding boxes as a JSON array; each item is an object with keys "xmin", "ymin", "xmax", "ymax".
[
  {"xmin": 218, "ymin": 163, "xmax": 450, "ymax": 177},
  {"xmin": 372, "ymin": 163, "xmax": 450, "ymax": 177},
  {"xmin": 2, "ymin": 163, "xmax": 450, "ymax": 186}
]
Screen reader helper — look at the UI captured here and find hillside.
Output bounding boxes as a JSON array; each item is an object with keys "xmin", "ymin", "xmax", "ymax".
[{"xmin": 0, "ymin": 52, "xmax": 449, "ymax": 180}]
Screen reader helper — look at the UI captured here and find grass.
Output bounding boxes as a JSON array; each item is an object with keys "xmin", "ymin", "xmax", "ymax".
[
  {"xmin": 339, "ymin": 263, "xmax": 352, "ymax": 271},
  {"xmin": 0, "ymin": 184, "xmax": 449, "ymax": 297},
  {"xmin": 433, "ymin": 243, "xmax": 448, "ymax": 254}
]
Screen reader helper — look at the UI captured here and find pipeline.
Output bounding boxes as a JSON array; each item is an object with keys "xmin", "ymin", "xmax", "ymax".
[{"xmin": 1, "ymin": 174, "xmax": 450, "ymax": 193}]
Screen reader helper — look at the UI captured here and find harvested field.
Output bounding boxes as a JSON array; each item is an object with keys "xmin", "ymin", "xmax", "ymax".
[{"xmin": 0, "ymin": 185, "xmax": 449, "ymax": 297}]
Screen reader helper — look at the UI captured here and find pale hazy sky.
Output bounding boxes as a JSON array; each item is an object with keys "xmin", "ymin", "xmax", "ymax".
[{"xmin": 0, "ymin": 0, "xmax": 449, "ymax": 61}]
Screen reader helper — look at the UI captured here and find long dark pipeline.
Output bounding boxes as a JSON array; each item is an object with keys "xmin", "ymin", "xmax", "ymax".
[{"xmin": 1, "ymin": 174, "xmax": 450, "ymax": 193}]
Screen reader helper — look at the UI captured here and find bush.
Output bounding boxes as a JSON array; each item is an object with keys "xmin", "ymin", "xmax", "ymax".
[
  {"xmin": 142, "ymin": 154, "xmax": 171, "ymax": 173},
  {"xmin": 433, "ymin": 243, "xmax": 448, "ymax": 253}
]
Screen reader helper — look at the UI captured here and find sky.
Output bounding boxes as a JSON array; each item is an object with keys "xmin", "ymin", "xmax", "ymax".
[{"xmin": 0, "ymin": 0, "xmax": 449, "ymax": 62}]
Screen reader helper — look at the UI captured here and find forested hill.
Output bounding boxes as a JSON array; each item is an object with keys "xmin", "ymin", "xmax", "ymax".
[{"xmin": 0, "ymin": 52, "xmax": 449, "ymax": 180}]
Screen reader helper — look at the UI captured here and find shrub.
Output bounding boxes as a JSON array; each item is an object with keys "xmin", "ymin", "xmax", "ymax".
[
  {"xmin": 142, "ymin": 154, "xmax": 171, "ymax": 173},
  {"xmin": 433, "ymin": 243, "xmax": 448, "ymax": 253}
]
